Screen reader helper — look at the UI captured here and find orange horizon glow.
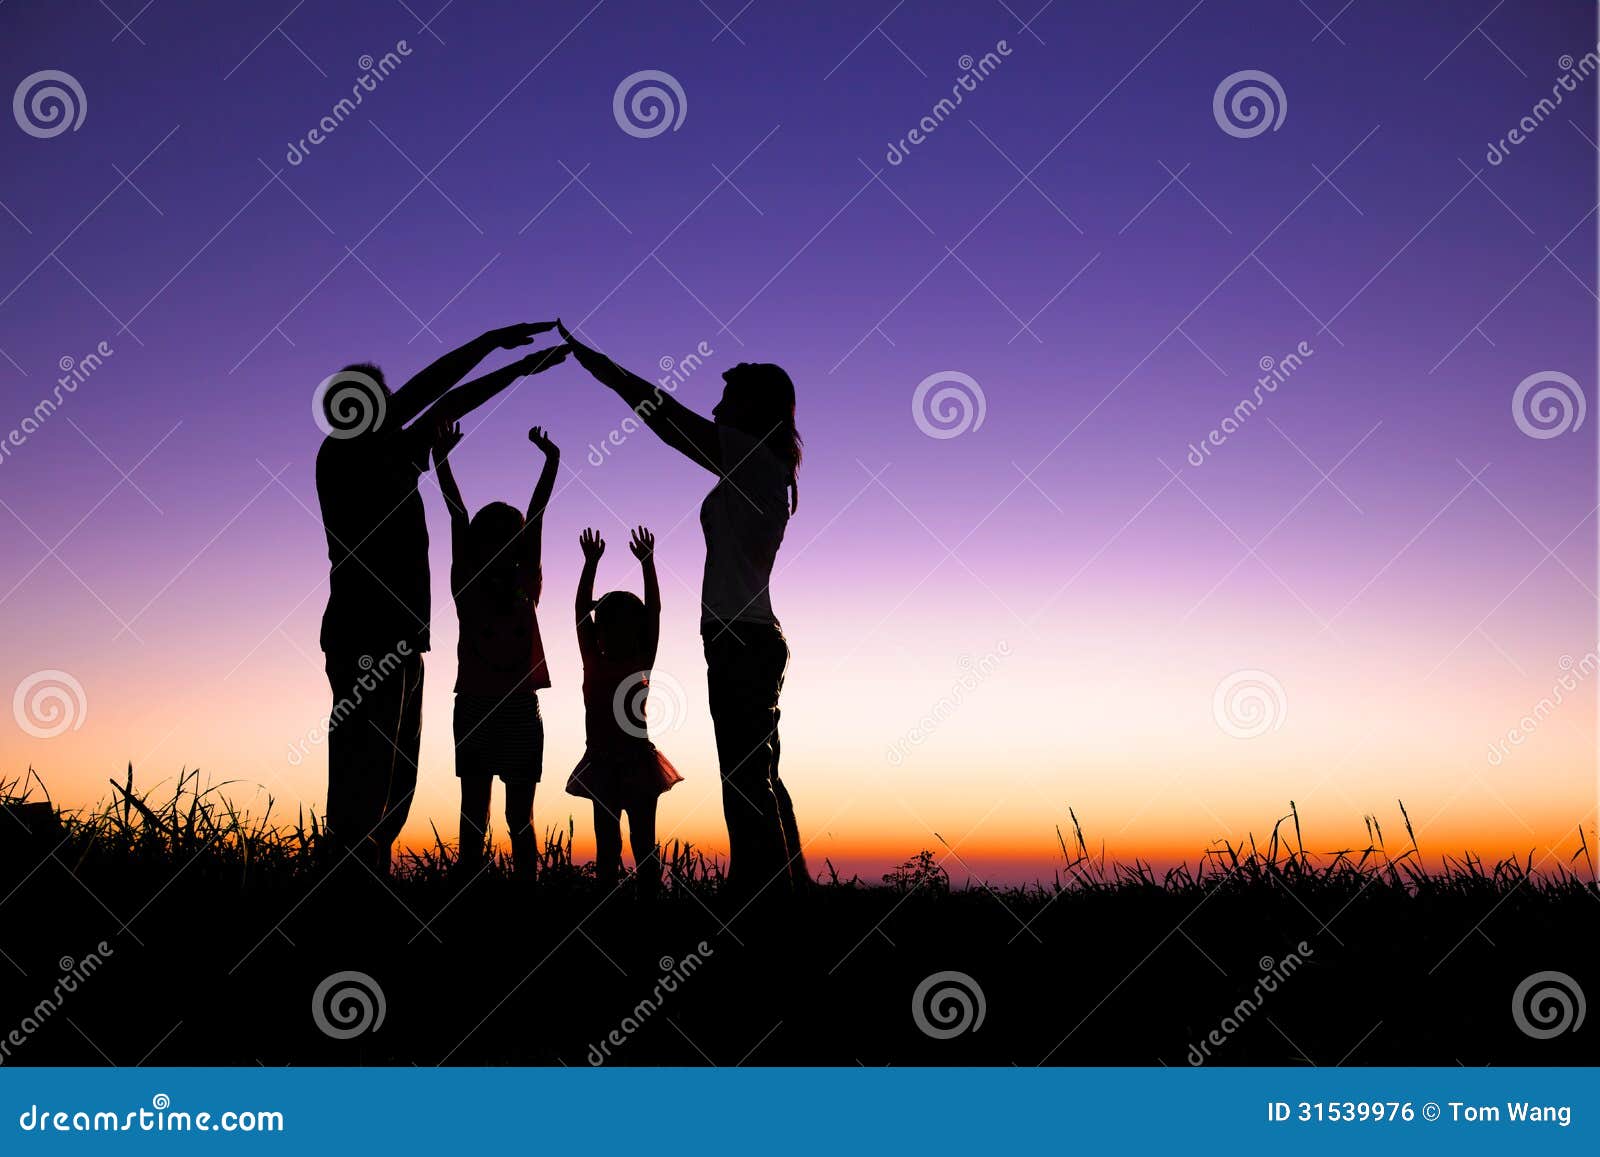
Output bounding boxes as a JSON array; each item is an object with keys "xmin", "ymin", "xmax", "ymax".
[{"xmin": 7, "ymin": 551, "xmax": 1596, "ymax": 885}]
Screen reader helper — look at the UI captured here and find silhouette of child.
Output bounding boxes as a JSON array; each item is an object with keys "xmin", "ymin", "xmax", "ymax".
[
  {"xmin": 567, "ymin": 526, "xmax": 682, "ymax": 896},
  {"xmin": 434, "ymin": 423, "xmax": 559, "ymax": 879}
]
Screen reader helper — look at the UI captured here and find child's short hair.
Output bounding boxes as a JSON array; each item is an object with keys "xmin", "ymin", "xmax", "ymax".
[{"xmin": 592, "ymin": 590, "xmax": 650, "ymax": 661}]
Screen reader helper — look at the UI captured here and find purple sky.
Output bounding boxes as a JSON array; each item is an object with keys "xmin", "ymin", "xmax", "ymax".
[{"xmin": 1, "ymin": 0, "xmax": 1595, "ymax": 879}]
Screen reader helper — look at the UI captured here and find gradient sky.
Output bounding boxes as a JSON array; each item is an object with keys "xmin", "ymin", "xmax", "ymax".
[{"xmin": 0, "ymin": 0, "xmax": 1595, "ymax": 883}]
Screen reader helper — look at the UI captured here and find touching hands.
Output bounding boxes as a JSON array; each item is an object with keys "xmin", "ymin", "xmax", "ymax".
[
  {"xmin": 486, "ymin": 321, "xmax": 557, "ymax": 349},
  {"xmin": 628, "ymin": 525, "xmax": 654, "ymax": 561},
  {"xmin": 554, "ymin": 319, "xmax": 599, "ymax": 365},
  {"xmin": 433, "ymin": 421, "xmax": 463, "ymax": 464},
  {"xmin": 528, "ymin": 425, "xmax": 559, "ymax": 456},
  {"xmin": 579, "ymin": 528, "xmax": 605, "ymax": 562}
]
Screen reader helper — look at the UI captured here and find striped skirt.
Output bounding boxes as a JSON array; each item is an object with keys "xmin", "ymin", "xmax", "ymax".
[{"xmin": 453, "ymin": 693, "xmax": 544, "ymax": 783}]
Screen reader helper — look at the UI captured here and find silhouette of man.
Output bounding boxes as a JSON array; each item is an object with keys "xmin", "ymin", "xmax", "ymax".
[{"xmin": 315, "ymin": 323, "xmax": 568, "ymax": 872}]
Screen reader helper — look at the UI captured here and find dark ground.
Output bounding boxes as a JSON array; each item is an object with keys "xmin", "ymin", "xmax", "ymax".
[{"xmin": 2, "ymin": 821, "xmax": 1594, "ymax": 1067}]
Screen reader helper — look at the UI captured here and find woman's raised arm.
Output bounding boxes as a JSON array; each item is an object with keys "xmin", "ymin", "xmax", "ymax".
[{"xmin": 557, "ymin": 321, "xmax": 720, "ymax": 475}]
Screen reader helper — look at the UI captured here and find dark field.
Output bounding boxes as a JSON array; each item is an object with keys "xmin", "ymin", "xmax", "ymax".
[{"xmin": 1, "ymin": 771, "xmax": 1593, "ymax": 1067}]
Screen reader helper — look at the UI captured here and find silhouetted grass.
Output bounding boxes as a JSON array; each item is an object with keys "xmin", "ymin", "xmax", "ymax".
[
  {"xmin": 1, "ymin": 767, "xmax": 1593, "ymax": 1066},
  {"xmin": 5, "ymin": 768, "xmax": 1590, "ymax": 901}
]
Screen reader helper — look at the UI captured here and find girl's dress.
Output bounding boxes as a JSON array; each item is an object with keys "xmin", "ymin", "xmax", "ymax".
[{"xmin": 565, "ymin": 614, "xmax": 682, "ymax": 802}]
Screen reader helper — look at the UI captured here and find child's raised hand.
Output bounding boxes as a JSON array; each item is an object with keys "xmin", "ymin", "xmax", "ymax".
[
  {"xmin": 528, "ymin": 425, "xmax": 559, "ymax": 456},
  {"xmin": 629, "ymin": 525, "xmax": 654, "ymax": 561},
  {"xmin": 433, "ymin": 421, "xmax": 463, "ymax": 464},
  {"xmin": 579, "ymin": 528, "xmax": 605, "ymax": 561}
]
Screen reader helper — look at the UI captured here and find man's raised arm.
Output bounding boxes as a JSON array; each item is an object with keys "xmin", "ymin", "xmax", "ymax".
[{"xmin": 389, "ymin": 322, "xmax": 556, "ymax": 427}]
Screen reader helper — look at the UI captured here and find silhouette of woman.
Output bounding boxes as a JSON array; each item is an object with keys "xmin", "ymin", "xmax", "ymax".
[{"xmin": 557, "ymin": 321, "xmax": 805, "ymax": 898}]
